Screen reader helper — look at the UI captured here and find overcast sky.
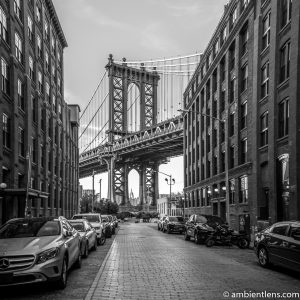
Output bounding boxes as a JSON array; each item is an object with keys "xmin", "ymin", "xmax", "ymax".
[{"xmin": 52, "ymin": 0, "xmax": 229, "ymax": 198}]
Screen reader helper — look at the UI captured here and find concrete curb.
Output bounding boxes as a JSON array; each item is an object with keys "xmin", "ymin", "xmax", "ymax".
[{"xmin": 84, "ymin": 236, "xmax": 117, "ymax": 300}]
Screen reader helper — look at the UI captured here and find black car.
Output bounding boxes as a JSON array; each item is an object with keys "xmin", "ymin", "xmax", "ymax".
[
  {"xmin": 254, "ymin": 221, "xmax": 300, "ymax": 272},
  {"xmin": 162, "ymin": 216, "xmax": 185, "ymax": 234},
  {"xmin": 184, "ymin": 214, "xmax": 224, "ymax": 244}
]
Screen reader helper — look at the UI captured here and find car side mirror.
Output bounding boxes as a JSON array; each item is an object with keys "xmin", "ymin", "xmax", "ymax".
[{"xmin": 65, "ymin": 230, "xmax": 73, "ymax": 237}]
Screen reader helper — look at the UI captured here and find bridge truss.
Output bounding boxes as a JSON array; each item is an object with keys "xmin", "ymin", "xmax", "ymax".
[{"xmin": 79, "ymin": 53, "xmax": 201, "ymax": 206}]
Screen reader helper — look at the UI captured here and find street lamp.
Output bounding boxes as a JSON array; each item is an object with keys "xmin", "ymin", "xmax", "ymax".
[
  {"xmin": 178, "ymin": 108, "xmax": 231, "ymax": 226},
  {"xmin": 99, "ymin": 179, "xmax": 102, "ymax": 202},
  {"xmin": 152, "ymin": 170, "xmax": 175, "ymax": 216},
  {"xmin": 92, "ymin": 170, "xmax": 95, "ymax": 212}
]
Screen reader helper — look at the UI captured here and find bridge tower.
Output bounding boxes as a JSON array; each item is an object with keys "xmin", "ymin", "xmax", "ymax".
[{"xmin": 103, "ymin": 54, "xmax": 160, "ymax": 207}]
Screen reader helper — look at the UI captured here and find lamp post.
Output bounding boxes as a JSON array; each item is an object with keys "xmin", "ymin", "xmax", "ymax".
[
  {"xmin": 92, "ymin": 170, "xmax": 95, "ymax": 212},
  {"xmin": 99, "ymin": 179, "xmax": 102, "ymax": 202},
  {"xmin": 152, "ymin": 170, "xmax": 175, "ymax": 216},
  {"xmin": 178, "ymin": 108, "xmax": 231, "ymax": 226}
]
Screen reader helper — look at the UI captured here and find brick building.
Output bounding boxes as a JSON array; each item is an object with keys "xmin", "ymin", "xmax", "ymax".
[
  {"xmin": 183, "ymin": 0, "xmax": 298, "ymax": 232},
  {"xmin": 0, "ymin": 0, "xmax": 80, "ymax": 224}
]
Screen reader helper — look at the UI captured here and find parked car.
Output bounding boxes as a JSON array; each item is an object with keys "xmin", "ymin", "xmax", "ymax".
[
  {"xmin": 0, "ymin": 216, "xmax": 81, "ymax": 288},
  {"xmin": 184, "ymin": 214, "xmax": 224, "ymax": 244},
  {"xmin": 72, "ymin": 213, "xmax": 106, "ymax": 246},
  {"xmin": 68, "ymin": 219, "xmax": 98, "ymax": 257},
  {"xmin": 254, "ymin": 221, "xmax": 300, "ymax": 272},
  {"xmin": 157, "ymin": 215, "xmax": 167, "ymax": 231},
  {"xmin": 107, "ymin": 215, "xmax": 116, "ymax": 234},
  {"xmin": 101, "ymin": 215, "xmax": 113, "ymax": 238},
  {"xmin": 162, "ymin": 216, "xmax": 185, "ymax": 234}
]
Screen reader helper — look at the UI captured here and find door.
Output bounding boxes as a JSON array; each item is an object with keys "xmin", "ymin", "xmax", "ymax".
[
  {"xmin": 220, "ymin": 201, "xmax": 226, "ymax": 221},
  {"xmin": 267, "ymin": 223, "xmax": 289, "ymax": 264},
  {"xmin": 63, "ymin": 220, "xmax": 78, "ymax": 265}
]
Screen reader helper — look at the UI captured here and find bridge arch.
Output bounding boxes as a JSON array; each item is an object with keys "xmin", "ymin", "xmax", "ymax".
[
  {"xmin": 128, "ymin": 168, "xmax": 140, "ymax": 206},
  {"xmin": 127, "ymin": 82, "xmax": 140, "ymax": 132}
]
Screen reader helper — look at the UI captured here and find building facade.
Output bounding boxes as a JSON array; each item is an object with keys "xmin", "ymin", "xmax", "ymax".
[
  {"xmin": 0, "ymin": 0, "xmax": 80, "ymax": 224},
  {"xmin": 183, "ymin": 0, "xmax": 298, "ymax": 233}
]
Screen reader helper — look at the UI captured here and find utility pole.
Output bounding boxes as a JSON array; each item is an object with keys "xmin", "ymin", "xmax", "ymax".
[
  {"xmin": 99, "ymin": 179, "xmax": 102, "ymax": 202},
  {"xmin": 92, "ymin": 170, "xmax": 95, "ymax": 212}
]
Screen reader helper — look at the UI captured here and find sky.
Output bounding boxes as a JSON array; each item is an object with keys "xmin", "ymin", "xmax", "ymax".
[{"xmin": 52, "ymin": 0, "xmax": 229, "ymax": 198}]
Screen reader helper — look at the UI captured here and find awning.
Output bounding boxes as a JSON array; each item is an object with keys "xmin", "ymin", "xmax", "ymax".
[{"xmin": 0, "ymin": 188, "xmax": 49, "ymax": 198}]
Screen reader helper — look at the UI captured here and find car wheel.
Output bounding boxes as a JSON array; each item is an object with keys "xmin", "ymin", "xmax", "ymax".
[
  {"xmin": 92, "ymin": 238, "xmax": 97, "ymax": 251},
  {"xmin": 194, "ymin": 233, "xmax": 200, "ymax": 244},
  {"xmin": 57, "ymin": 257, "xmax": 68, "ymax": 289},
  {"xmin": 75, "ymin": 251, "xmax": 82, "ymax": 268},
  {"xmin": 167, "ymin": 227, "xmax": 170, "ymax": 234},
  {"xmin": 158, "ymin": 225, "xmax": 160, "ymax": 231},
  {"xmin": 258, "ymin": 246, "xmax": 269, "ymax": 267},
  {"xmin": 206, "ymin": 238, "xmax": 214, "ymax": 247},
  {"xmin": 237, "ymin": 238, "xmax": 250, "ymax": 249},
  {"xmin": 99, "ymin": 234, "xmax": 106, "ymax": 245},
  {"xmin": 184, "ymin": 231, "xmax": 190, "ymax": 241},
  {"xmin": 83, "ymin": 243, "xmax": 89, "ymax": 258}
]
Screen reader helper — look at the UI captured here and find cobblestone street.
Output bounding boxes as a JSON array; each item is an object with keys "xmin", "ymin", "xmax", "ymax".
[
  {"xmin": 86, "ymin": 222, "xmax": 300, "ymax": 300},
  {"xmin": 1, "ymin": 221, "xmax": 300, "ymax": 300}
]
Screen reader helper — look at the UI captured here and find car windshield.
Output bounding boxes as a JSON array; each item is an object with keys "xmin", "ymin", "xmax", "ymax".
[
  {"xmin": 70, "ymin": 223, "xmax": 85, "ymax": 232},
  {"xmin": 0, "ymin": 220, "xmax": 60, "ymax": 238},
  {"xmin": 73, "ymin": 215, "xmax": 99, "ymax": 222},
  {"xmin": 169, "ymin": 217, "xmax": 184, "ymax": 222}
]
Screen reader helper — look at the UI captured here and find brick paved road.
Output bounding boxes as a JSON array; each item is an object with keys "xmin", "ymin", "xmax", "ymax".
[{"xmin": 86, "ymin": 222, "xmax": 300, "ymax": 300}]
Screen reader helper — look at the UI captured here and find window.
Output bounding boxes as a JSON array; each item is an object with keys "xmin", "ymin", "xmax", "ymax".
[
  {"xmin": 51, "ymin": 36, "xmax": 56, "ymax": 54},
  {"xmin": 37, "ymin": 35, "xmax": 42, "ymax": 58},
  {"xmin": 229, "ymin": 179, "xmax": 235, "ymax": 204},
  {"xmin": 240, "ymin": 24, "xmax": 249, "ymax": 56},
  {"xmin": 57, "ymin": 75, "xmax": 61, "ymax": 94},
  {"xmin": 29, "ymin": 56, "xmax": 34, "ymax": 80},
  {"xmin": 241, "ymin": 0, "xmax": 249, "ymax": 12},
  {"xmin": 220, "ymin": 122, "xmax": 225, "ymax": 143},
  {"xmin": 241, "ymin": 138, "xmax": 247, "ymax": 164},
  {"xmin": 220, "ymin": 26, "xmax": 227, "ymax": 46},
  {"xmin": 38, "ymin": 71, "xmax": 43, "ymax": 92},
  {"xmin": 2, "ymin": 113, "xmax": 10, "ymax": 148},
  {"xmin": 280, "ymin": 41, "xmax": 290, "ymax": 83},
  {"xmin": 207, "ymin": 159, "xmax": 211, "ymax": 178},
  {"xmin": 213, "ymin": 155, "xmax": 218, "ymax": 175},
  {"xmin": 261, "ymin": 62, "xmax": 269, "ymax": 98},
  {"xmin": 271, "ymin": 224, "xmax": 288, "ymax": 236},
  {"xmin": 15, "ymin": 33, "xmax": 23, "ymax": 63},
  {"xmin": 27, "ymin": 16, "xmax": 33, "ymax": 41},
  {"xmin": 229, "ymin": 43, "xmax": 235, "ymax": 70},
  {"xmin": 45, "ymin": 51, "xmax": 50, "ymax": 73},
  {"xmin": 279, "ymin": 98, "xmax": 289, "ymax": 138},
  {"xmin": 1, "ymin": 58, "xmax": 9, "ymax": 95},
  {"xmin": 52, "ymin": 63, "xmax": 56, "ymax": 80},
  {"xmin": 281, "ymin": 0, "xmax": 292, "ymax": 29},
  {"xmin": 241, "ymin": 102, "xmax": 247, "ymax": 129},
  {"xmin": 45, "ymin": 82, "xmax": 50, "ymax": 102},
  {"xmin": 0, "ymin": 7, "xmax": 8, "ymax": 42},
  {"xmin": 41, "ymin": 144, "xmax": 44, "ymax": 167},
  {"xmin": 14, "ymin": 0, "xmax": 22, "ymax": 21},
  {"xmin": 229, "ymin": 113, "xmax": 235, "ymax": 136},
  {"xmin": 229, "ymin": 78, "xmax": 235, "ymax": 103},
  {"xmin": 229, "ymin": 7, "xmax": 237, "ymax": 31},
  {"xmin": 213, "ymin": 41, "xmax": 219, "ymax": 59},
  {"xmin": 241, "ymin": 64, "xmax": 248, "ymax": 92},
  {"xmin": 44, "ymin": 20, "xmax": 49, "ymax": 41},
  {"xmin": 18, "ymin": 126, "xmax": 25, "ymax": 157},
  {"xmin": 229, "ymin": 146, "xmax": 235, "ymax": 168},
  {"xmin": 239, "ymin": 175, "xmax": 248, "ymax": 203},
  {"xmin": 220, "ymin": 58, "xmax": 226, "ymax": 82},
  {"xmin": 52, "ymin": 94, "xmax": 56, "ymax": 111},
  {"xmin": 220, "ymin": 151, "xmax": 225, "ymax": 172},
  {"xmin": 262, "ymin": 13, "xmax": 270, "ymax": 50},
  {"xmin": 17, "ymin": 79, "xmax": 24, "ymax": 110},
  {"xmin": 32, "ymin": 95, "xmax": 37, "ymax": 123},
  {"xmin": 260, "ymin": 112, "xmax": 268, "ymax": 146},
  {"xmin": 36, "ymin": 3, "xmax": 41, "ymax": 23},
  {"xmin": 32, "ymin": 137, "xmax": 36, "ymax": 163}
]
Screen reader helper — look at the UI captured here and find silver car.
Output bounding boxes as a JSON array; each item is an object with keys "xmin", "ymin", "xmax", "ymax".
[
  {"xmin": 0, "ymin": 216, "xmax": 81, "ymax": 288},
  {"xmin": 69, "ymin": 219, "xmax": 98, "ymax": 257}
]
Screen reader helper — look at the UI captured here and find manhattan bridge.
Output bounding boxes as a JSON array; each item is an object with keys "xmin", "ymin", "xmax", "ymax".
[{"xmin": 78, "ymin": 53, "xmax": 201, "ymax": 208}]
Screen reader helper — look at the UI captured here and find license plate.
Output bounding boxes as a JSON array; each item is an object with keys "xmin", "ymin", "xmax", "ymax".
[{"xmin": 0, "ymin": 273, "xmax": 13, "ymax": 284}]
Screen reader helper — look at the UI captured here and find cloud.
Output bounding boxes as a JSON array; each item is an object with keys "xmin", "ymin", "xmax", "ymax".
[{"xmin": 139, "ymin": 23, "xmax": 178, "ymax": 53}]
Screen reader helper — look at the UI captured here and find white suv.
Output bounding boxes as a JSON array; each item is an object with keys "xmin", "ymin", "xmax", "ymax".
[{"xmin": 72, "ymin": 213, "xmax": 106, "ymax": 245}]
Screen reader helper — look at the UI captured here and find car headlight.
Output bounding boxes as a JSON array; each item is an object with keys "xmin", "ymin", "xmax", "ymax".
[{"xmin": 36, "ymin": 247, "xmax": 60, "ymax": 264}]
